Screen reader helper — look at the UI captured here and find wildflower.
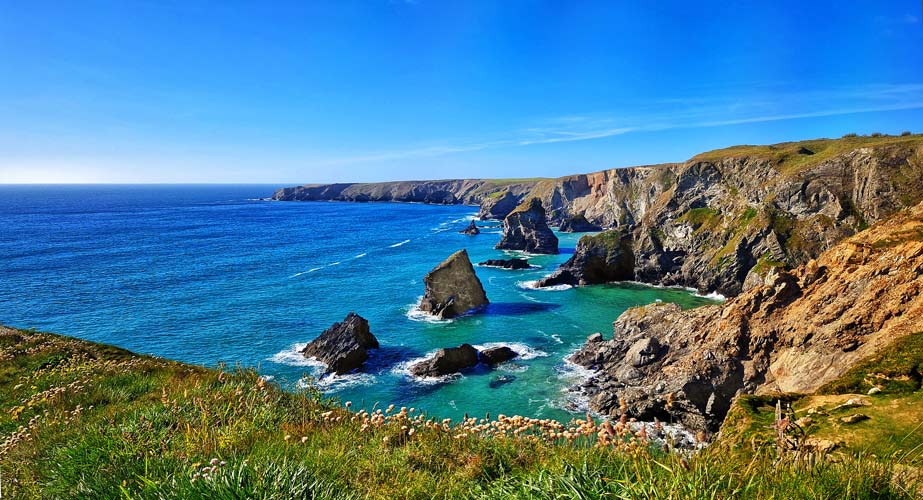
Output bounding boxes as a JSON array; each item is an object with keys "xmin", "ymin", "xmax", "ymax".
[
  {"xmin": 301, "ymin": 436, "xmax": 308, "ymax": 444},
  {"xmin": 284, "ymin": 434, "xmax": 291, "ymax": 441}
]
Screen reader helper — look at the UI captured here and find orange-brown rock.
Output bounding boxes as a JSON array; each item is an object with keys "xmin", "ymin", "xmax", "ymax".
[{"xmin": 570, "ymin": 201, "xmax": 923, "ymax": 431}]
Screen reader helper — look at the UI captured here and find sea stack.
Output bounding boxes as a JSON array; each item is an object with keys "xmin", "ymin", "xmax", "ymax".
[
  {"xmin": 496, "ymin": 198, "xmax": 559, "ymax": 254},
  {"xmin": 460, "ymin": 219, "xmax": 480, "ymax": 235},
  {"xmin": 418, "ymin": 249, "xmax": 489, "ymax": 319},
  {"xmin": 538, "ymin": 229, "xmax": 634, "ymax": 287},
  {"xmin": 410, "ymin": 344, "xmax": 480, "ymax": 377},
  {"xmin": 301, "ymin": 312, "xmax": 379, "ymax": 375}
]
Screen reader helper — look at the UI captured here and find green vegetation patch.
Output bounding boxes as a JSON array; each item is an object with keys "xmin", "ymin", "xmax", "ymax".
[{"xmin": 820, "ymin": 332, "xmax": 923, "ymax": 395}]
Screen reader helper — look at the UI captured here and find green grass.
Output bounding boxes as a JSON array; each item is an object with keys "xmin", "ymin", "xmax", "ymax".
[
  {"xmin": 1, "ymin": 327, "xmax": 920, "ymax": 499},
  {"xmin": 691, "ymin": 134, "xmax": 923, "ymax": 175},
  {"xmin": 820, "ymin": 333, "xmax": 923, "ymax": 395}
]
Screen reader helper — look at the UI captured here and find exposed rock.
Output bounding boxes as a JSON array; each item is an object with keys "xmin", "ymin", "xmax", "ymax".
[
  {"xmin": 567, "ymin": 202, "xmax": 923, "ymax": 431},
  {"xmin": 496, "ymin": 198, "xmax": 559, "ymax": 254},
  {"xmin": 868, "ymin": 386, "xmax": 882, "ymax": 395},
  {"xmin": 478, "ymin": 190, "xmax": 523, "ymax": 220},
  {"xmin": 301, "ymin": 313, "xmax": 379, "ymax": 375},
  {"xmin": 418, "ymin": 250, "xmax": 489, "ymax": 319},
  {"xmin": 275, "ymin": 136, "xmax": 923, "ymax": 297},
  {"xmin": 804, "ymin": 438, "xmax": 838, "ymax": 453},
  {"xmin": 840, "ymin": 413, "xmax": 870, "ymax": 424},
  {"xmin": 410, "ymin": 344, "xmax": 479, "ymax": 377},
  {"xmin": 538, "ymin": 230, "xmax": 634, "ymax": 287},
  {"xmin": 587, "ymin": 332, "xmax": 604, "ymax": 343},
  {"xmin": 460, "ymin": 220, "xmax": 480, "ymax": 235},
  {"xmin": 478, "ymin": 258, "xmax": 530, "ymax": 270},
  {"xmin": 559, "ymin": 212, "xmax": 603, "ymax": 232},
  {"xmin": 479, "ymin": 346, "xmax": 518, "ymax": 365},
  {"xmin": 489, "ymin": 375, "xmax": 517, "ymax": 388}
]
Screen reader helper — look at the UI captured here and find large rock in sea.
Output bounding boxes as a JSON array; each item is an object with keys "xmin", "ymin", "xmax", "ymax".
[
  {"xmin": 538, "ymin": 229, "xmax": 634, "ymax": 287},
  {"xmin": 559, "ymin": 212, "xmax": 602, "ymax": 233},
  {"xmin": 301, "ymin": 313, "xmax": 379, "ymax": 375},
  {"xmin": 479, "ymin": 346, "xmax": 518, "ymax": 365},
  {"xmin": 460, "ymin": 219, "xmax": 480, "ymax": 235},
  {"xmin": 411, "ymin": 344, "xmax": 480, "ymax": 377},
  {"xmin": 478, "ymin": 258, "xmax": 530, "ymax": 270},
  {"xmin": 495, "ymin": 198, "xmax": 559, "ymax": 254},
  {"xmin": 418, "ymin": 249, "xmax": 489, "ymax": 319}
]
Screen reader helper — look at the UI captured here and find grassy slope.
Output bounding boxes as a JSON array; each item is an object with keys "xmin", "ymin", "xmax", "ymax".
[{"xmin": 1, "ymin": 327, "xmax": 920, "ymax": 499}]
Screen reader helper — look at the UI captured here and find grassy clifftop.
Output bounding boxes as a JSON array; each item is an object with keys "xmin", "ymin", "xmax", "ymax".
[{"xmin": 1, "ymin": 326, "xmax": 920, "ymax": 499}]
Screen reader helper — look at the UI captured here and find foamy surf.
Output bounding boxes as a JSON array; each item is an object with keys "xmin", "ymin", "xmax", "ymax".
[
  {"xmin": 389, "ymin": 239, "xmax": 411, "ymax": 248},
  {"xmin": 268, "ymin": 343, "xmax": 326, "ymax": 368},
  {"xmin": 354, "ymin": 253, "xmax": 367, "ymax": 258},
  {"xmin": 404, "ymin": 299, "xmax": 454, "ymax": 323},
  {"xmin": 290, "ymin": 267, "xmax": 323, "ymax": 278},
  {"xmin": 517, "ymin": 280, "xmax": 573, "ymax": 291},
  {"xmin": 301, "ymin": 372, "xmax": 377, "ymax": 392}
]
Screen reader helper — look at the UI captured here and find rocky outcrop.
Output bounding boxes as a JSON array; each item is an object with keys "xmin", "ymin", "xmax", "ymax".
[
  {"xmin": 559, "ymin": 213, "xmax": 602, "ymax": 232},
  {"xmin": 569, "ymin": 201, "xmax": 923, "ymax": 431},
  {"xmin": 275, "ymin": 136, "xmax": 923, "ymax": 297},
  {"xmin": 460, "ymin": 220, "xmax": 480, "ymax": 235},
  {"xmin": 419, "ymin": 250, "xmax": 489, "ymax": 319},
  {"xmin": 301, "ymin": 313, "xmax": 379, "ymax": 375},
  {"xmin": 478, "ymin": 190, "xmax": 523, "ymax": 220},
  {"xmin": 496, "ymin": 198, "xmax": 559, "ymax": 254},
  {"xmin": 538, "ymin": 230, "xmax": 634, "ymax": 287},
  {"xmin": 410, "ymin": 344, "xmax": 479, "ymax": 377},
  {"xmin": 478, "ymin": 258, "xmax": 530, "ymax": 270},
  {"xmin": 479, "ymin": 346, "xmax": 518, "ymax": 365},
  {"xmin": 272, "ymin": 179, "xmax": 540, "ymax": 207},
  {"xmin": 410, "ymin": 344, "xmax": 521, "ymax": 377}
]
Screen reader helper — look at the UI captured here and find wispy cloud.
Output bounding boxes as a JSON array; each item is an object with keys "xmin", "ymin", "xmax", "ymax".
[{"xmin": 323, "ymin": 83, "xmax": 923, "ymax": 165}]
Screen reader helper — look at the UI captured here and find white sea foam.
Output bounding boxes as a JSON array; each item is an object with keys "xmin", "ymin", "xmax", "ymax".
[
  {"xmin": 472, "ymin": 342, "xmax": 549, "ymax": 361},
  {"xmin": 302, "ymin": 372, "xmax": 377, "ymax": 392},
  {"xmin": 389, "ymin": 239, "xmax": 411, "ymax": 248},
  {"xmin": 290, "ymin": 267, "xmax": 323, "ymax": 278},
  {"xmin": 354, "ymin": 253, "xmax": 367, "ymax": 258},
  {"xmin": 517, "ymin": 280, "xmax": 572, "ymax": 291},
  {"xmin": 697, "ymin": 290, "xmax": 727, "ymax": 301},
  {"xmin": 329, "ymin": 261, "xmax": 341, "ymax": 266},
  {"xmin": 267, "ymin": 343, "xmax": 326, "ymax": 368},
  {"xmin": 404, "ymin": 301, "xmax": 454, "ymax": 324}
]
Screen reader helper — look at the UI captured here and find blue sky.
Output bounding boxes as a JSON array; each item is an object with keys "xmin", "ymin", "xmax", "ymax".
[{"xmin": 1, "ymin": 1, "xmax": 922, "ymax": 184}]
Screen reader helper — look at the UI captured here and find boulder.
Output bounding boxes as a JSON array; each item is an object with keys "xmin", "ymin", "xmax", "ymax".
[
  {"xmin": 559, "ymin": 212, "xmax": 603, "ymax": 232},
  {"xmin": 418, "ymin": 250, "xmax": 489, "ymax": 319},
  {"xmin": 301, "ymin": 313, "xmax": 379, "ymax": 375},
  {"xmin": 496, "ymin": 198, "xmax": 559, "ymax": 254},
  {"xmin": 489, "ymin": 375, "xmax": 517, "ymax": 388},
  {"xmin": 478, "ymin": 258, "xmax": 530, "ymax": 270},
  {"xmin": 538, "ymin": 229, "xmax": 634, "ymax": 287},
  {"xmin": 410, "ymin": 344, "xmax": 480, "ymax": 377},
  {"xmin": 479, "ymin": 346, "xmax": 518, "ymax": 365},
  {"xmin": 460, "ymin": 220, "xmax": 480, "ymax": 235}
]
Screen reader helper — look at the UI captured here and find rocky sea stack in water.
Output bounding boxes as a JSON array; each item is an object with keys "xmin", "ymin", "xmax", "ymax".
[
  {"xmin": 460, "ymin": 219, "xmax": 480, "ymax": 235},
  {"xmin": 538, "ymin": 230, "xmax": 634, "ymax": 287},
  {"xmin": 496, "ymin": 198, "xmax": 559, "ymax": 254},
  {"xmin": 478, "ymin": 258, "xmax": 530, "ymax": 270},
  {"xmin": 418, "ymin": 249, "xmax": 489, "ymax": 319},
  {"xmin": 301, "ymin": 313, "xmax": 379, "ymax": 375},
  {"xmin": 559, "ymin": 212, "xmax": 602, "ymax": 232},
  {"xmin": 410, "ymin": 344, "xmax": 480, "ymax": 377}
]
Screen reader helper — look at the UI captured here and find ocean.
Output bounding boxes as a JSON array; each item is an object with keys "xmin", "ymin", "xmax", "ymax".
[{"xmin": 0, "ymin": 184, "xmax": 719, "ymax": 422}]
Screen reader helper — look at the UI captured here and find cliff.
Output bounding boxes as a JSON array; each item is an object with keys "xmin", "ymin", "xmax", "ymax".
[
  {"xmin": 569, "ymin": 199, "xmax": 923, "ymax": 432},
  {"xmin": 274, "ymin": 135, "xmax": 923, "ymax": 297}
]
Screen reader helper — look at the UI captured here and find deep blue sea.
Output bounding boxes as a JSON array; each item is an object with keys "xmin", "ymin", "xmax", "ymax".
[{"xmin": 0, "ymin": 185, "xmax": 718, "ymax": 422}]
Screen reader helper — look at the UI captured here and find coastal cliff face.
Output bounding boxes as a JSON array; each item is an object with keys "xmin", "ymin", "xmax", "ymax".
[
  {"xmin": 274, "ymin": 136, "xmax": 923, "ymax": 297},
  {"xmin": 569, "ymin": 200, "xmax": 923, "ymax": 432}
]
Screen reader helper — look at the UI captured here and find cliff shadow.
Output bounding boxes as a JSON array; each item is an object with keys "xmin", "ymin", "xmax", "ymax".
[{"xmin": 483, "ymin": 302, "xmax": 561, "ymax": 316}]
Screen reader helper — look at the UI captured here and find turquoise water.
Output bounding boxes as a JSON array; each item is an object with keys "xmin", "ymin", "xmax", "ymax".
[{"xmin": 0, "ymin": 185, "xmax": 718, "ymax": 422}]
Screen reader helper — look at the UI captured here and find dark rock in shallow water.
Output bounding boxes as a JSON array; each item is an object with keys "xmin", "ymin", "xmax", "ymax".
[
  {"xmin": 559, "ymin": 212, "xmax": 603, "ymax": 233},
  {"xmin": 478, "ymin": 258, "xmax": 530, "ymax": 270},
  {"xmin": 301, "ymin": 313, "xmax": 379, "ymax": 375},
  {"xmin": 460, "ymin": 219, "xmax": 480, "ymax": 235},
  {"xmin": 538, "ymin": 229, "xmax": 634, "ymax": 287},
  {"xmin": 489, "ymin": 375, "xmax": 517, "ymax": 388},
  {"xmin": 418, "ymin": 249, "xmax": 489, "ymax": 319},
  {"xmin": 410, "ymin": 344, "xmax": 479, "ymax": 377},
  {"xmin": 496, "ymin": 198, "xmax": 559, "ymax": 254},
  {"xmin": 479, "ymin": 346, "xmax": 518, "ymax": 365}
]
